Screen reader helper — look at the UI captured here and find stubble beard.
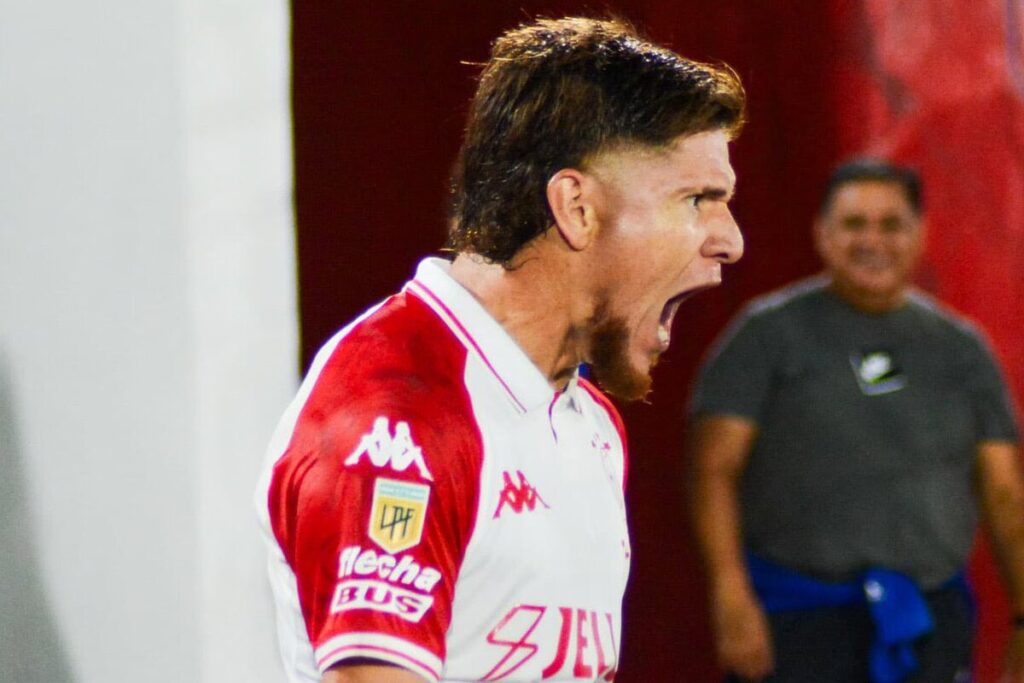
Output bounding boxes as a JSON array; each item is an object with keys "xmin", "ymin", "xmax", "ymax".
[{"xmin": 587, "ymin": 302, "xmax": 655, "ymax": 402}]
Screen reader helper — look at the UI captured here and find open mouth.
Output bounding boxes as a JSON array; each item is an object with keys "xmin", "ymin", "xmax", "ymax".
[{"xmin": 657, "ymin": 284, "xmax": 719, "ymax": 349}]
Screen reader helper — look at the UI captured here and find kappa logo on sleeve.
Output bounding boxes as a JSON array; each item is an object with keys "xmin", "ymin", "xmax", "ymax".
[
  {"xmin": 369, "ymin": 478, "xmax": 430, "ymax": 553},
  {"xmin": 344, "ymin": 416, "xmax": 434, "ymax": 480}
]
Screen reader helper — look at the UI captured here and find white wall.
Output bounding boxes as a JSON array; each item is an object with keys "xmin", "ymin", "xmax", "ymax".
[{"xmin": 0, "ymin": 1, "xmax": 294, "ymax": 681}]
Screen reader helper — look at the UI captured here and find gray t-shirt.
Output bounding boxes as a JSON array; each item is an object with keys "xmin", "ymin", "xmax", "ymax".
[{"xmin": 691, "ymin": 277, "xmax": 1019, "ymax": 588}]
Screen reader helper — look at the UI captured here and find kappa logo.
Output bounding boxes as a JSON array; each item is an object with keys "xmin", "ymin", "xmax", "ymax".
[
  {"xmin": 345, "ymin": 416, "xmax": 433, "ymax": 480},
  {"xmin": 493, "ymin": 470, "xmax": 550, "ymax": 519}
]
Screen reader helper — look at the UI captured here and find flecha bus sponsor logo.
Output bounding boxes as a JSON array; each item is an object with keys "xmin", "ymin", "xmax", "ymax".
[
  {"xmin": 329, "ymin": 579, "xmax": 433, "ymax": 623},
  {"xmin": 482, "ymin": 605, "xmax": 618, "ymax": 680},
  {"xmin": 493, "ymin": 470, "xmax": 549, "ymax": 519},
  {"xmin": 337, "ymin": 545, "xmax": 442, "ymax": 593},
  {"xmin": 330, "ymin": 546, "xmax": 443, "ymax": 624}
]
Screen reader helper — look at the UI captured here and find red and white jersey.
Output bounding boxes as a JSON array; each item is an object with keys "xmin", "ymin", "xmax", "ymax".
[{"xmin": 256, "ymin": 258, "xmax": 631, "ymax": 682}]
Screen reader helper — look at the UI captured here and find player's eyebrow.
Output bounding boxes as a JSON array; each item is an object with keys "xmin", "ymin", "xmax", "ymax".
[
  {"xmin": 675, "ymin": 172, "xmax": 736, "ymax": 201},
  {"xmin": 698, "ymin": 186, "xmax": 734, "ymax": 202}
]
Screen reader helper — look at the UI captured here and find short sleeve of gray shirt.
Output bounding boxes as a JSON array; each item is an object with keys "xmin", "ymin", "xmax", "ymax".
[
  {"xmin": 690, "ymin": 301, "xmax": 774, "ymax": 423},
  {"xmin": 962, "ymin": 330, "xmax": 1019, "ymax": 441}
]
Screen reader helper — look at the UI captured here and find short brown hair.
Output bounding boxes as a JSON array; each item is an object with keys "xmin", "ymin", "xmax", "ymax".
[
  {"xmin": 447, "ymin": 16, "xmax": 746, "ymax": 264},
  {"xmin": 820, "ymin": 158, "xmax": 923, "ymax": 216}
]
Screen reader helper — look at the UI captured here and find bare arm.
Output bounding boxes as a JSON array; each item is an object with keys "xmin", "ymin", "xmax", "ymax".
[
  {"xmin": 323, "ymin": 663, "xmax": 427, "ymax": 683},
  {"xmin": 689, "ymin": 415, "xmax": 758, "ymax": 599},
  {"xmin": 974, "ymin": 440, "xmax": 1024, "ymax": 682},
  {"xmin": 687, "ymin": 414, "xmax": 773, "ymax": 681}
]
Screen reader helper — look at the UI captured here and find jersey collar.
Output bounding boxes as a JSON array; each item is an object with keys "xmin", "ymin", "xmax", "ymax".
[{"xmin": 406, "ymin": 257, "xmax": 563, "ymax": 414}]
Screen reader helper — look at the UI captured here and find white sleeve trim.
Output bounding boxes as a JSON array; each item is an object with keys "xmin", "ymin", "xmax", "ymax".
[{"xmin": 315, "ymin": 632, "xmax": 443, "ymax": 682}]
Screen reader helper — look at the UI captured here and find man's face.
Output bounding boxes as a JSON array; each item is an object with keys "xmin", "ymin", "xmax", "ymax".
[
  {"xmin": 815, "ymin": 180, "xmax": 923, "ymax": 310},
  {"xmin": 582, "ymin": 130, "xmax": 743, "ymax": 400}
]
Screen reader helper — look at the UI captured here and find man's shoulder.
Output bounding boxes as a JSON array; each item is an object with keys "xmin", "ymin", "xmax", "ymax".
[
  {"xmin": 743, "ymin": 275, "xmax": 829, "ymax": 321},
  {"xmin": 904, "ymin": 289, "xmax": 988, "ymax": 345},
  {"xmin": 718, "ymin": 277, "xmax": 829, "ymax": 345},
  {"xmin": 319, "ymin": 290, "xmax": 469, "ymax": 397},
  {"xmin": 298, "ymin": 291, "xmax": 480, "ymax": 446},
  {"xmin": 271, "ymin": 290, "xmax": 484, "ymax": 498}
]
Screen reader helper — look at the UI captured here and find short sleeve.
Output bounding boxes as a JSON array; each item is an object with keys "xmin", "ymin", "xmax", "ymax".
[
  {"xmin": 267, "ymin": 379, "xmax": 483, "ymax": 682},
  {"xmin": 690, "ymin": 306, "xmax": 774, "ymax": 422},
  {"xmin": 962, "ymin": 331, "xmax": 1020, "ymax": 443}
]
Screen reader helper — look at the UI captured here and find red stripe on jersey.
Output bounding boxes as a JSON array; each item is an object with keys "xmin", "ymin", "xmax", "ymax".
[
  {"xmin": 578, "ymin": 378, "xmax": 629, "ymax": 491},
  {"xmin": 408, "ymin": 279, "xmax": 527, "ymax": 413},
  {"xmin": 318, "ymin": 643, "xmax": 439, "ymax": 681},
  {"xmin": 267, "ymin": 291, "xmax": 484, "ymax": 667}
]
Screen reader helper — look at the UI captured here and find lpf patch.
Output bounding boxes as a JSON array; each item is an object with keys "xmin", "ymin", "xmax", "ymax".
[
  {"xmin": 849, "ymin": 349, "xmax": 907, "ymax": 396},
  {"xmin": 369, "ymin": 478, "xmax": 430, "ymax": 554}
]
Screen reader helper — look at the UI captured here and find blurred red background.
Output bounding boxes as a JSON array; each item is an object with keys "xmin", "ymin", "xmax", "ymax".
[{"xmin": 292, "ymin": 2, "xmax": 1024, "ymax": 680}]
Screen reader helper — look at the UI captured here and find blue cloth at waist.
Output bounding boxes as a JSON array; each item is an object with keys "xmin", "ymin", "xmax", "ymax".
[{"xmin": 746, "ymin": 552, "xmax": 967, "ymax": 683}]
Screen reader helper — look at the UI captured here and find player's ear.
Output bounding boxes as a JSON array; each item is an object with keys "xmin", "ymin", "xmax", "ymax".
[{"xmin": 547, "ymin": 168, "xmax": 598, "ymax": 251}]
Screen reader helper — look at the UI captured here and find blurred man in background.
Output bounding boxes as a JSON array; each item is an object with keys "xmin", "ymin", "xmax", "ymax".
[{"xmin": 688, "ymin": 159, "xmax": 1024, "ymax": 683}]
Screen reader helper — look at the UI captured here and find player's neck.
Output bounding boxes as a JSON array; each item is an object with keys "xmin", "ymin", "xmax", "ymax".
[{"xmin": 450, "ymin": 245, "xmax": 590, "ymax": 391}]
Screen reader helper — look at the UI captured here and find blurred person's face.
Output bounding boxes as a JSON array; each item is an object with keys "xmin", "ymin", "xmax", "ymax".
[
  {"xmin": 581, "ymin": 130, "xmax": 744, "ymax": 400},
  {"xmin": 815, "ymin": 180, "xmax": 923, "ymax": 312}
]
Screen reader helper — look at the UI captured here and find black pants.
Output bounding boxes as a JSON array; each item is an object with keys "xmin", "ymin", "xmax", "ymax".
[{"xmin": 725, "ymin": 585, "xmax": 974, "ymax": 683}]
